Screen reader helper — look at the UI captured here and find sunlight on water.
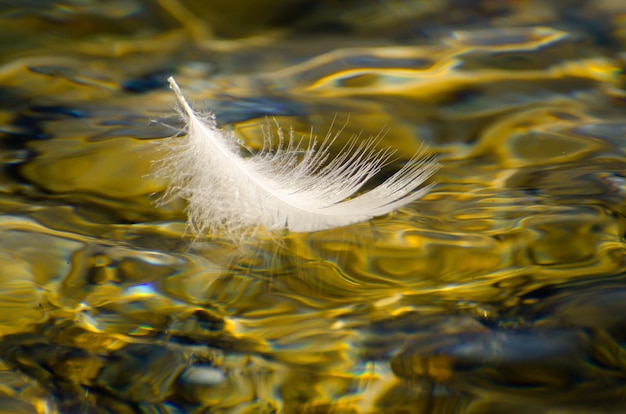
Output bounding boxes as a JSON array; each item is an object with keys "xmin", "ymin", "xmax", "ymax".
[{"xmin": 1, "ymin": 0, "xmax": 626, "ymax": 412}]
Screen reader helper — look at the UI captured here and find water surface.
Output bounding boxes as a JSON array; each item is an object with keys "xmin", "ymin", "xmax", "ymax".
[{"xmin": 1, "ymin": 1, "xmax": 626, "ymax": 413}]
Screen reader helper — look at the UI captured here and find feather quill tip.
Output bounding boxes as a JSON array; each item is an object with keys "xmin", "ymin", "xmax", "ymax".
[{"xmin": 155, "ymin": 76, "xmax": 439, "ymax": 237}]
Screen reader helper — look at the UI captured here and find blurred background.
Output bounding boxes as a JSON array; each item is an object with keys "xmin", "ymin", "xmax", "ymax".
[{"xmin": 1, "ymin": 1, "xmax": 626, "ymax": 413}]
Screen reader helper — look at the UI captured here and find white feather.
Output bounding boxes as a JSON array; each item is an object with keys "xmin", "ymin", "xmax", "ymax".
[{"xmin": 155, "ymin": 76, "xmax": 439, "ymax": 236}]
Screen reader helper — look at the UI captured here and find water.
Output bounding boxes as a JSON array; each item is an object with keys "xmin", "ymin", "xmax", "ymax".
[{"xmin": 1, "ymin": 1, "xmax": 626, "ymax": 412}]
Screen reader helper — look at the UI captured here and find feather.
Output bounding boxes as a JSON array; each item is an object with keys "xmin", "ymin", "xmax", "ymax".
[{"xmin": 155, "ymin": 76, "xmax": 439, "ymax": 236}]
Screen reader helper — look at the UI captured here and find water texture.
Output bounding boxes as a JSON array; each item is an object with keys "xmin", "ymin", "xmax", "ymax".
[{"xmin": 1, "ymin": 1, "xmax": 626, "ymax": 413}]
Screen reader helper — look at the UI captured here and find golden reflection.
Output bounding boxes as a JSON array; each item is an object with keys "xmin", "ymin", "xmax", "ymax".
[{"xmin": 1, "ymin": 1, "xmax": 626, "ymax": 412}]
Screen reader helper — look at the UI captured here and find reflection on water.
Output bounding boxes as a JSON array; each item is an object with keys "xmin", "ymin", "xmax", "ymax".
[{"xmin": 1, "ymin": 0, "xmax": 626, "ymax": 412}]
